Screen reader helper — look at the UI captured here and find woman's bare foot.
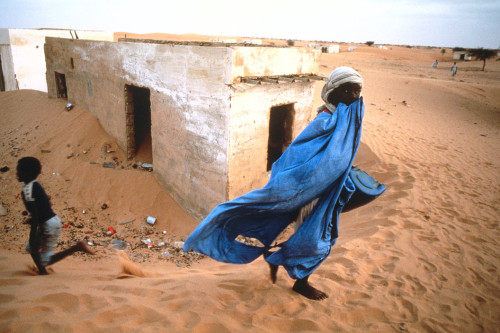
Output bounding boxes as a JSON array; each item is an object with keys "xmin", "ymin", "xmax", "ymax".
[
  {"xmin": 263, "ymin": 250, "xmax": 278, "ymax": 283},
  {"xmin": 293, "ymin": 276, "xmax": 328, "ymax": 300},
  {"xmin": 268, "ymin": 263, "xmax": 278, "ymax": 283}
]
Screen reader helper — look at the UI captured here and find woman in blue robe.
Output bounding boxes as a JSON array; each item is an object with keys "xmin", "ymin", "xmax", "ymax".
[{"xmin": 184, "ymin": 67, "xmax": 365, "ymax": 300}]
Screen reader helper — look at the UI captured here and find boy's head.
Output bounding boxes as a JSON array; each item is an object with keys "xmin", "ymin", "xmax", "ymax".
[{"xmin": 17, "ymin": 157, "xmax": 41, "ymax": 183}]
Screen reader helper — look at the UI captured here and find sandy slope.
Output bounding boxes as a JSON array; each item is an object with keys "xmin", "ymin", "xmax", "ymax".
[{"xmin": 0, "ymin": 42, "xmax": 499, "ymax": 332}]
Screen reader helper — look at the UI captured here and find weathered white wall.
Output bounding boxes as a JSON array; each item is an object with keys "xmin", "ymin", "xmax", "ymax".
[
  {"xmin": 0, "ymin": 44, "xmax": 16, "ymax": 91},
  {"xmin": 231, "ymin": 46, "xmax": 320, "ymax": 79},
  {"xmin": 227, "ymin": 82, "xmax": 316, "ymax": 198},
  {"xmin": 5, "ymin": 29, "xmax": 113, "ymax": 92},
  {"xmin": 44, "ymin": 38, "xmax": 320, "ymax": 220},
  {"xmin": 45, "ymin": 38, "xmax": 233, "ymax": 219},
  {"xmin": 324, "ymin": 45, "xmax": 340, "ymax": 53},
  {"xmin": 0, "ymin": 29, "xmax": 16, "ymax": 90}
]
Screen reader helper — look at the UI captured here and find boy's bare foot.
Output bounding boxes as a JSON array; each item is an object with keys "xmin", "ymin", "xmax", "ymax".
[
  {"xmin": 293, "ymin": 276, "xmax": 328, "ymax": 300},
  {"xmin": 77, "ymin": 241, "xmax": 96, "ymax": 255}
]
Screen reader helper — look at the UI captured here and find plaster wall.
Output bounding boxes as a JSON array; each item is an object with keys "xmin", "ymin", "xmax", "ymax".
[
  {"xmin": 232, "ymin": 46, "xmax": 320, "ymax": 79},
  {"xmin": 44, "ymin": 38, "xmax": 320, "ymax": 220},
  {"xmin": 228, "ymin": 82, "xmax": 316, "ymax": 198},
  {"xmin": 3, "ymin": 29, "xmax": 113, "ymax": 92},
  {"xmin": 45, "ymin": 37, "xmax": 233, "ymax": 219},
  {"xmin": 0, "ymin": 44, "xmax": 16, "ymax": 91}
]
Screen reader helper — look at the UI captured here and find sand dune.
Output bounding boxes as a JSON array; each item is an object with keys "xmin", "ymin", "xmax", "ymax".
[{"xmin": 0, "ymin": 42, "xmax": 499, "ymax": 332}]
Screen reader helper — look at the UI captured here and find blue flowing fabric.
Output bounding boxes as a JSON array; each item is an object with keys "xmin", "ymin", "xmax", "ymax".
[{"xmin": 183, "ymin": 98, "xmax": 364, "ymax": 279}]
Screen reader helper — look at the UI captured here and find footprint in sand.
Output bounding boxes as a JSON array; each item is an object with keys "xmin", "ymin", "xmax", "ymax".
[
  {"xmin": 417, "ymin": 257, "xmax": 437, "ymax": 273},
  {"xmin": 402, "ymin": 275, "xmax": 427, "ymax": 296}
]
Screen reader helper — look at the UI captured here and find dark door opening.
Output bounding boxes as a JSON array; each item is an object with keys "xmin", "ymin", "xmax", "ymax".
[
  {"xmin": 55, "ymin": 72, "xmax": 67, "ymax": 98},
  {"xmin": 0, "ymin": 55, "xmax": 5, "ymax": 92},
  {"xmin": 125, "ymin": 85, "xmax": 152, "ymax": 163},
  {"xmin": 267, "ymin": 103, "xmax": 295, "ymax": 171}
]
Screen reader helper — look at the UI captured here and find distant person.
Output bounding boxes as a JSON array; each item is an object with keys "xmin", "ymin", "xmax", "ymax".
[
  {"xmin": 184, "ymin": 67, "xmax": 373, "ymax": 300},
  {"xmin": 17, "ymin": 157, "xmax": 95, "ymax": 275},
  {"xmin": 451, "ymin": 62, "xmax": 458, "ymax": 76},
  {"xmin": 431, "ymin": 60, "xmax": 438, "ymax": 68}
]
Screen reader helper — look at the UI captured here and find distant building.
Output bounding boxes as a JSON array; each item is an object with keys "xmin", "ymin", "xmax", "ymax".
[
  {"xmin": 242, "ymin": 39, "xmax": 262, "ymax": 45},
  {"xmin": 210, "ymin": 38, "xmax": 237, "ymax": 44},
  {"xmin": 321, "ymin": 45, "xmax": 340, "ymax": 53},
  {"xmin": 0, "ymin": 28, "xmax": 113, "ymax": 92},
  {"xmin": 44, "ymin": 37, "xmax": 322, "ymax": 220},
  {"xmin": 453, "ymin": 51, "xmax": 472, "ymax": 61},
  {"xmin": 306, "ymin": 43, "xmax": 320, "ymax": 48}
]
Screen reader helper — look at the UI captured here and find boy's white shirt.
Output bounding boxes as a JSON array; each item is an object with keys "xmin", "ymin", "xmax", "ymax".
[{"xmin": 22, "ymin": 180, "xmax": 36, "ymax": 202}]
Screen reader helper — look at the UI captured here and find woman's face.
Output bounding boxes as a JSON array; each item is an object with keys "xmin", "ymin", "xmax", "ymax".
[
  {"xmin": 328, "ymin": 82, "xmax": 362, "ymax": 106},
  {"xmin": 337, "ymin": 83, "xmax": 362, "ymax": 105}
]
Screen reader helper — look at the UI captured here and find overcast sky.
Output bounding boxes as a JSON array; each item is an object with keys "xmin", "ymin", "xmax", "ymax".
[{"xmin": 1, "ymin": 0, "xmax": 499, "ymax": 48}]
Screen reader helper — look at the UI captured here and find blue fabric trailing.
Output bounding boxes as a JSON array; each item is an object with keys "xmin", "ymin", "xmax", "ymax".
[{"xmin": 183, "ymin": 98, "xmax": 364, "ymax": 279}]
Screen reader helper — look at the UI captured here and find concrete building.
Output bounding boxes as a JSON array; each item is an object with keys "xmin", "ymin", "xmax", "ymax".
[
  {"xmin": 44, "ymin": 37, "xmax": 322, "ymax": 220},
  {"xmin": 242, "ymin": 39, "xmax": 263, "ymax": 45},
  {"xmin": 453, "ymin": 51, "xmax": 472, "ymax": 61},
  {"xmin": 321, "ymin": 45, "xmax": 340, "ymax": 54},
  {"xmin": 0, "ymin": 28, "xmax": 113, "ymax": 92}
]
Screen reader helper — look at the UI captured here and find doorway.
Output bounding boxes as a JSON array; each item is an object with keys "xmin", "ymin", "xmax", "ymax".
[
  {"xmin": 0, "ymin": 55, "xmax": 5, "ymax": 91},
  {"xmin": 125, "ymin": 84, "xmax": 152, "ymax": 163},
  {"xmin": 267, "ymin": 103, "xmax": 295, "ymax": 171},
  {"xmin": 55, "ymin": 72, "xmax": 67, "ymax": 98}
]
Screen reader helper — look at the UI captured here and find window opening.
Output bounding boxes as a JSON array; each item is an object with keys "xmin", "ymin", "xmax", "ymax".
[
  {"xmin": 55, "ymin": 72, "xmax": 67, "ymax": 98},
  {"xmin": 267, "ymin": 103, "xmax": 295, "ymax": 171},
  {"xmin": 0, "ymin": 55, "xmax": 5, "ymax": 91}
]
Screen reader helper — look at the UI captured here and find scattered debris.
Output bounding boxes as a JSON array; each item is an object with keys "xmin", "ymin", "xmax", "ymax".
[
  {"xmin": 120, "ymin": 219, "xmax": 135, "ymax": 225},
  {"xmin": 103, "ymin": 162, "xmax": 115, "ymax": 168},
  {"xmin": 141, "ymin": 238, "xmax": 154, "ymax": 248},
  {"xmin": 101, "ymin": 203, "xmax": 108, "ymax": 210},
  {"xmin": 139, "ymin": 162, "xmax": 153, "ymax": 171},
  {"xmin": 0, "ymin": 205, "xmax": 7, "ymax": 216},
  {"xmin": 106, "ymin": 226, "xmax": 116, "ymax": 235},
  {"xmin": 101, "ymin": 143, "xmax": 111, "ymax": 159},
  {"xmin": 41, "ymin": 149, "xmax": 51, "ymax": 153},
  {"xmin": 111, "ymin": 239, "xmax": 128, "ymax": 250},
  {"xmin": 65, "ymin": 103, "xmax": 73, "ymax": 111},
  {"xmin": 174, "ymin": 241, "xmax": 185, "ymax": 249},
  {"xmin": 0, "ymin": 166, "xmax": 9, "ymax": 173},
  {"xmin": 146, "ymin": 216, "xmax": 156, "ymax": 225}
]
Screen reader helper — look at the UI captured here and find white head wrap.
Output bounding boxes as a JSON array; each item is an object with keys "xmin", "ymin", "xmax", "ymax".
[{"xmin": 321, "ymin": 66, "xmax": 363, "ymax": 104}]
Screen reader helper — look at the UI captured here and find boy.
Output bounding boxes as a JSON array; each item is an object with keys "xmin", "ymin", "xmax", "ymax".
[{"xmin": 17, "ymin": 157, "xmax": 94, "ymax": 275}]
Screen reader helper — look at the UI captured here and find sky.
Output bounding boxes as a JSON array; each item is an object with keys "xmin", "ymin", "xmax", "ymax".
[{"xmin": 0, "ymin": 0, "xmax": 499, "ymax": 49}]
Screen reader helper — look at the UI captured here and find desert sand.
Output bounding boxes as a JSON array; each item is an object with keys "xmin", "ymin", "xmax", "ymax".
[{"xmin": 0, "ymin": 37, "xmax": 499, "ymax": 332}]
